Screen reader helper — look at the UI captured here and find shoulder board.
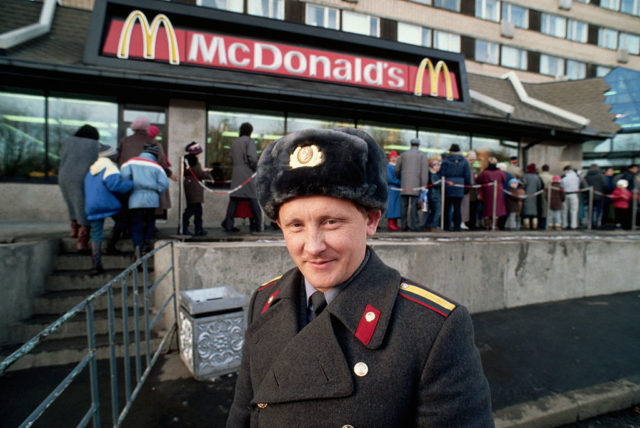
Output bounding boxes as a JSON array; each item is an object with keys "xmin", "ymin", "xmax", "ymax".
[
  {"xmin": 258, "ymin": 275, "xmax": 282, "ymax": 291},
  {"xmin": 398, "ymin": 280, "xmax": 457, "ymax": 318}
]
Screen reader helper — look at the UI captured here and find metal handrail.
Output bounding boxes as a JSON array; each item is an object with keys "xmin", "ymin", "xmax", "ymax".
[{"xmin": 0, "ymin": 240, "xmax": 178, "ymax": 428}]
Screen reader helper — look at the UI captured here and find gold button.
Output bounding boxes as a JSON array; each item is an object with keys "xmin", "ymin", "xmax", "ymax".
[
  {"xmin": 353, "ymin": 362, "xmax": 368, "ymax": 377},
  {"xmin": 365, "ymin": 311, "xmax": 376, "ymax": 322},
  {"xmin": 342, "ymin": 425, "xmax": 354, "ymax": 428},
  {"xmin": 257, "ymin": 403, "xmax": 268, "ymax": 409},
  {"xmin": 401, "ymin": 283, "xmax": 409, "ymax": 289},
  {"xmin": 267, "ymin": 296, "xmax": 274, "ymax": 303}
]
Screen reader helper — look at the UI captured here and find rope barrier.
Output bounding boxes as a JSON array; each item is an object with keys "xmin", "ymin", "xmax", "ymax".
[{"xmin": 183, "ymin": 158, "xmax": 256, "ymax": 195}]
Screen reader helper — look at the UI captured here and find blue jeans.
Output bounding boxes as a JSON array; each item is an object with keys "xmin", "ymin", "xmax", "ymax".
[
  {"xmin": 131, "ymin": 208, "xmax": 155, "ymax": 249},
  {"xmin": 90, "ymin": 219, "xmax": 105, "ymax": 242},
  {"xmin": 426, "ymin": 198, "xmax": 441, "ymax": 229}
]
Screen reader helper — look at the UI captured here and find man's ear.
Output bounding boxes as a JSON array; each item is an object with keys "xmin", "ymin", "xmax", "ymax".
[{"xmin": 366, "ymin": 210, "xmax": 382, "ymax": 236}]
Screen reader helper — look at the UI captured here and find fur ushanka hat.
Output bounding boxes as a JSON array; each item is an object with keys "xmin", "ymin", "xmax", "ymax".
[{"xmin": 256, "ymin": 127, "xmax": 388, "ymax": 219}]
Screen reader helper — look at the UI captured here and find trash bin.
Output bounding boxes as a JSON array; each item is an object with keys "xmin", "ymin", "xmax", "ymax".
[{"xmin": 179, "ymin": 286, "xmax": 248, "ymax": 381}]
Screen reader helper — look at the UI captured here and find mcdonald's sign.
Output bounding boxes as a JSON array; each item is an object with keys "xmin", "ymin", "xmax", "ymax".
[{"xmin": 99, "ymin": 8, "xmax": 462, "ymax": 101}]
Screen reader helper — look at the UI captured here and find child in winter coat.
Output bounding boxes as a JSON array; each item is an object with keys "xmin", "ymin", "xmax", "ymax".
[
  {"xmin": 505, "ymin": 178, "xmax": 525, "ymax": 230},
  {"xmin": 548, "ymin": 175, "xmax": 565, "ymax": 230},
  {"xmin": 611, "ymin": 179, "xmax": 632, "ymax": 229},
  {"xmin": 120, "ymin": 143, "xmax": 169, "ymax": 258},
  {"xmin": 84, "ymin": 144, "xmax": 133, "ymax": 275},
  {"xmin": 182, "ymin": 142, "xmax": 212, "ymax": 236}
]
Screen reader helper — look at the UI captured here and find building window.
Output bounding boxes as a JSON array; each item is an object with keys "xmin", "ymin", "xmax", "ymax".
[
  {"xmin": 540, "ymin": 54, "xmax": 565, "ymax": 77},
  {"xmin": 567, "ymin": 19, "xmax": 588, "ymax": 43},
  {"xmin": 471, "ymin": 136, "xmax": 517, "ymax": 161},
  {"xmin": 197, "ymin": 0, "xmax": 243, "ymax": 13},
  {"xmin": 600, "ymin": 0, "xmax": 621, "ymax": 11},
  {"xmin": 501, "ymin": 45, "xmax": 527, "ymax": 70},
  {"xmin": 619, "ymin": 32, "xmax": 640, "ymax": 55},
  {"xmin": 408, "ymin": 0, "xmax": 432, "ymax": 5},
  {"xmin": 575, "ymin": 0, "xmax": 590, "ymax": 3},
  {"xmin": 305, "ymin": 4, "xmax": 339, "ymax": 30},
  {"xmin": 475, "ymin": 40, "xmax": 499, "ymax": 64},
  {"xmin": 397, "ymin": 22, "xmax": 432, "ymax": 47},
  {"xmin": 621, "ymin": 0, "xmax": 640, "ymax": 15},
  {"xmin": 433, "ymin": 0, "xmax": 461, "ymax": 12},
  {"xmin": 501, "ymin": 3, "xmax": 528, "ymax": 29},
  {"xmin": 566, "ymin": 60, "xmax": 586, "ymax": 80},
  {"xmin": 541, "ymin": 13, "xmax": 566, "ymax": 39},
  {"xmin": 342, "ymin": 11, "xmax": 380, "ymax": 37},
  {"xmin": 475, "ymin": 0, "xmax": 500, "ymax": 22},
  {"xmin": 358, "ymin": 123, "xmax": 417, "ymax": 155},
  {"xmin": 596, "ymin": 66, "xmax": 612, "ymax": 77},
  {"xmin": 598, "ymin": 28, "xmax": 618, "ymax": 49},
  {"xmin": 287, "ymin": 115, "xmax": 354, "ymax": 133},
  {"xmin": 419, "ymin": 129, "xmax": 470, "ymax": 155},
  {"xmin": 433, "ymin": 31, "xmax": 461, "ymax": 52},
  {"xmin": 248, "ymin": 0, "xmax": 284, "ymax": 20}
]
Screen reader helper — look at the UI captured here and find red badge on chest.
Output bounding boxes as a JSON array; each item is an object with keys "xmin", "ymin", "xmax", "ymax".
[
  {"xmin": 355, "ymin": 304, "xmax": 381, "ymax": 346},
  {"xmin": 261, "ymin": 289, "xmax": 280, "ymax": 314}
]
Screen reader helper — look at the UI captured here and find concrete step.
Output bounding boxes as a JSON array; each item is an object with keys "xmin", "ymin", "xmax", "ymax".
[
  {"xmin": 54, "ymin": 253, "xmax": 133, "ymax": 271},
  {"xmin": 0, "ymin": 331, "xmax": 166, "ymax": 371},
  {"xmin": 33, "ymin": 289, "xmax": 145, "ymax": 314},
  {"xmin": 46, "ymin": 269, "xmax": 148, "ymax": 292},
  {"xmin": 60, "ymin": 237, "xmax": 135, "ymax": 253},
  {"xmin": 6, "ymin": 308, "xmax": 149, "ymax": 343}
]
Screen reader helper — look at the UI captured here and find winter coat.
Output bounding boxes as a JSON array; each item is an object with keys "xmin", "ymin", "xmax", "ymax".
[
  {"xmin": 184, "ymin": 159, "xmax": 210, "ymax": 204},
  {"xmin": 538, "ymin": 171, "xmax": 553, "ymax": 218},
  {"xmin": 611, "ymin": 188, "xmax": 632, "ymax": 209},
  {"xmin": 230, "ymin": 135, "xmax": 258, "ymax": 199},
  {"xmin": 227, "ymin": 249, "xmax": 493, "ymax": 428},
  {"xmin": 386, "ymin": 162, "xmax": 401, "ymax": 219},
  {"xmin": 84, "ymin": 157, "xmax": 133, "ymax": 221},
  {"xmin": 439, "ymin": 153, "xmax": 471, "ymax": 198},
  {"xmin": 506, "ymin": 187, "xmax": 525, "ymax": 214},
  {"xmin": 120, "ymin": 152, "xmax": 169, "ymax": 209},
  {"xmin": 394, "ymin": 146, "xmax": 428, "ymax": 197},
  {"xmin": 522, "ymin": 173, "xmax": 543, "ymax": 217},
  {"xmin": 427, "ymin": 169, "xmax": 442, "ymax": 203},
  {"xmin": 476, "ymin": 166, "xmax": 507, "ymax": 217},
  {"xmin": 58, "ymin": 136, "xmax": 100, "ymax": 225},
  {"xmin": 549, "ymin": 182, "xmax": 565, "ymax": 211},
  {"xmin": 562, "ymin": 170, "xmax": 581, "ymax": 194},
  {"xmin": 585, "ymin": 168, "xmax": 608, "ymax": 202}
]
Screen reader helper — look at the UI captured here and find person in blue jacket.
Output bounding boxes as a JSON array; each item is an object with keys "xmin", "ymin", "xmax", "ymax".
[
  {"xmin": 120, "ymin": 143, "xmax": 169, "ymax": 260},
  {"xmin": 385, "ymin": 150, "xmax": 401, "ymax": 231},
  {"xmin": 84, "ymin": 144, "xmax": 133, "ymax": 275},
  {"xmin": 439, "ymin": 144, "xmax": 471, "ymax": 231}
]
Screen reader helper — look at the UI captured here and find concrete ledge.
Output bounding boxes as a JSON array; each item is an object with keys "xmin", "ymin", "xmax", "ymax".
[{"xmin": 493, "ymin": 376, "xmax": 640, "ymax": 427}]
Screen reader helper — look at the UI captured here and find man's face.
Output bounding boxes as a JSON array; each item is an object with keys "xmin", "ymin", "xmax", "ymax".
[
  {"xmin": 631, "ymin": 166, "xmax": 639, "ymax": 174},
  {"xmin": 277, "ymin": 196, "xmax": 381, "ymax": 292}
]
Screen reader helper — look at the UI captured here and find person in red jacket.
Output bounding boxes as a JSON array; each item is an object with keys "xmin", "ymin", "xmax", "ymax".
[{"xmin": 611, "ymin": 179, "xmax": 632, "ymax": 229}]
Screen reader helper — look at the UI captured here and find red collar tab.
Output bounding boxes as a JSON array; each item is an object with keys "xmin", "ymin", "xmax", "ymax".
[
  {"xmin": 261, "ymin": 289, "xmax": 280, "ymax": 314},
  {"xmin": 355, "ymin": 304, "xmax": 381, "ymax": 346}
]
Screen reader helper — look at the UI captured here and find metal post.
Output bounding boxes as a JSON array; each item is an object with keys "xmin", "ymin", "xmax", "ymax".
[
  {"xmin": 86, "ymin": 303, "xmax": 102, "ymax": 428},
  {"xmin": 178, "ymin": 155, "xmax": 185, "ymax": 234},
  {"xmin": 440, "ymin": 177, "xmax": 445, "ymax": 231},
  {"xmin": 632, "ymin": 189, "xmax": 638, "ymax": 231},
  {"xmin": 588, "ymin": 187, "xmax": 594, "ymax": 231},
  {"xmin": 546, "ymin": 184, "xmax": 552, "ymax": 231},
  {"xmin": 107, "ymin": 288, "xmax": 119, "ymax": 425},
  {"xmin": 492, "ymin": 181, "xmax": 497, "ymax": 231}
]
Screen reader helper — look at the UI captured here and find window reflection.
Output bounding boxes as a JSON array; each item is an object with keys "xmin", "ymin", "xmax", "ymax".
[
  {"xmin": 287, "ymin": 116, "xmax": 354, "ymax": 133},
  {"xmin": 419, "ymin": 129, "xmax": 470, "ymax": 157},
  {"xmin": 358, "ymin": 123, "xmax": 416, "ymax": 156}
]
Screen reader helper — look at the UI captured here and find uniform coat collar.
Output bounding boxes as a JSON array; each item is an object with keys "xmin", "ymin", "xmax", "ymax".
[{"xmin": 249, "ymin": 248, "xmax": 401, "ymax": 405}]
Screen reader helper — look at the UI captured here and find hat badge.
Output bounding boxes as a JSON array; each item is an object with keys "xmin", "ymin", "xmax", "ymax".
[{"xmin": 289, "ymin": 145, "xmax": 324, "ymax": 169}]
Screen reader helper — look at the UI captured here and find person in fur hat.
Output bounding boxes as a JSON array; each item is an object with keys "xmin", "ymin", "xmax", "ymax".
[
  {"xmin": 611, "ymin": 179, "xmax": 632, "ymax": 229},
  {"xmin": 385, "ymin": 150, "xmax": 401, "ymax": 231},
  {"xmin": 227, "ymin": 128, "xmax": 493, "ymax": 427},
  {"xmin": 548, "ymin": 175, "xmax": 565, "ymax": 230},
  {"xmin": 182, "ymin": 142, "xmax": 211, "ymax": 236},
  {"xmin": 84, "ymin": 144, "xmax": 133, "ymax": 275}
]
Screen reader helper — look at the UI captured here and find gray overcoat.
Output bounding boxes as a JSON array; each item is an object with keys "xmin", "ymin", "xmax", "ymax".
[
  {"xmin": 227, "ymin": 249, "xmax": 493, "ymax": 427},
  {"xmin": 394, "ymin": 146, "xmax": 428, "ymax": 197},
  {"xmin": 229, "ymin": 135, "xmax": 258, "ymax": 199}
]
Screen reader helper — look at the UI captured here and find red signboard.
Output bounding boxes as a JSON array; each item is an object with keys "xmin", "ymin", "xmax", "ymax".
[{"xmin": 101, "ymin": 10, "xmax": 460, "ymax": 100}]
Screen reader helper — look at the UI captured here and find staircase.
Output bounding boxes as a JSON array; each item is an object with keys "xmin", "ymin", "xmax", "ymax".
[{"xmin": 1, "ymin": 237, "xmax": 163, "ymax": 372}]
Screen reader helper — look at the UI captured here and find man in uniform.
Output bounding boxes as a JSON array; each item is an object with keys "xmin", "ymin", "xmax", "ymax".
[{"xmin": 227, "ymin": 128, "xmax": 493, "ymax": 427}]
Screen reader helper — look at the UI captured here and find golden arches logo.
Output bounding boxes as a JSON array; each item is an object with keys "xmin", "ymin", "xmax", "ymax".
[
  {"xmin": 117, "ymin": 10, "xmax": 180, "ymax": 65},
  {"xmin": 413, "ymin": 58, "xmax": 454, "ymax": 101}
]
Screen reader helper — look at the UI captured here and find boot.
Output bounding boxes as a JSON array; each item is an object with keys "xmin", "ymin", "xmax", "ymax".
[
  {"xmin": 69, "ymin": 220, "xmax": 79, "ymax": 238},
  {"xmin": 522, "ymin": 218, "xmax": 530, "ymax": 230},
  {"xmin": 388, "ymin": 219, "xmax": 401, "ymax": 231},
  {"xmin": 532, "ymin": 218, "xmax": 538, "ymax": 230},
  {"xmin": 484, "ymin": 217, "xmax": 491, "ymax": 230},
  {"xmin": 555, "ymin": 224, "xmax": 562, "ymax": 231},
  {"xmin": 76, "ymin": 225, "xmax": 90, "ymax": 253},
  {"xmin": 90, "ymin": 241, "xmax": 104, "ymax": 276}
]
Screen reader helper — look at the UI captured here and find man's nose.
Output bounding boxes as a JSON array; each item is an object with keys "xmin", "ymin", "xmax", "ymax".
[{"xmin": 304, "ymin": 227, "xmax": 326, "ymax": 255}]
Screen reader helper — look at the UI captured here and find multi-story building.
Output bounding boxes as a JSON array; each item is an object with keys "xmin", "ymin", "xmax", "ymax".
[{"xmin": 0, "ymin": 0, "xmax": 635, "ymax": 223}]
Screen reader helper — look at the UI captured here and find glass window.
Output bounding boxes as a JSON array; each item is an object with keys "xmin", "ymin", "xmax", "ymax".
[
  {"xmin": 397, "ymin": 22, "xmax": 432, "ymax": 47},
  {"xmin": 575, "ymin": 0, "xmax": 590, "ymax": 3},
  {"xmin": 475, "ymin": 40, "xmax": 499, "ymax": 65},
  {"xmin": 501, "ymin": 3, "xmax": 528, "ymax": 29},
  {"xmin": 501, "ymin": 45, "xmax": 527, "ymax": 70},
  {"xmin": 567, "ymin": 19, "xmax": 588, "ymax": 43},
  {"xmin": 206, "ymin": 110, "xmax": 285, "ymax": 186},
  {"xmin": 621, "ymin": 0, "xmax": 640, "ymax": 15},
  {"xmin": 619, "ymin": 32, "xmax": 640, "ymax": 55},
  {"xmin": 600, "ymin": 0, "xmax": 621, "ymax": 10},
  {"xmin": 305, "ymin": 4, "xmax": 340, "ymax": 30},
  {"xmin": 434, "ymin": 0, "xmax": 461, "ymax": 12},
  {"xmin": 475, "ymin": 0, "xmax": 500, "ymax": 22},
  {"xmin": 418, "ymin": 129, "xmax": 470, "ymax": 156},
  {"xmin": 357, "ymin": 123, "xmax": 417, "ymax": 156},
  {"xmin": 286, "ymin": 115, "xmax": 354, "ymax": 133},
  {"xmin": 247, "ymin": 0, "xmax": 284, "ymax": 19},
  {"xmin": 596, "ymin": 66, "xmax": 612, "ymax": 77},
  {"xmin": 197, "ymin": 0, "xmax": 244, "ymax": 13},
  {"xmin": 470, "ymin": 136, "xmax": 517, "ymax": 163},
  {"xmin": 598, "ymin": 28, "xmax": 618, "ymax": 49},
  {"xmin": 408, "ymin": 0, "xmax": 432, "ymax": 4},
  {"xmin": 541, "ymin": 14, "xmax": 566, "ymax": 39},
  {"xmin": 566, "ymin": 60, "xmax": 586, "ymax": 80},
  {"xmin": 342, "ymin": 11, "xmax": 380, "ymax": 37},
  {"xmin": 0, "ymin": 91, "xmax": 46, "ymax": 179},
  {"xmin": 583, "ymin": 139, "xmax": 611, "ymax": 153},
  {"xmin": 612, "ymin": 133, "xmax": 640, "ymax": 151},
  {"xmin": 540, "ymin": 54, "xmax": 565, "ymax": 77},
  {"xmin": 433, "ymin": 31, "xmax": 461, "ymax": 52}
]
